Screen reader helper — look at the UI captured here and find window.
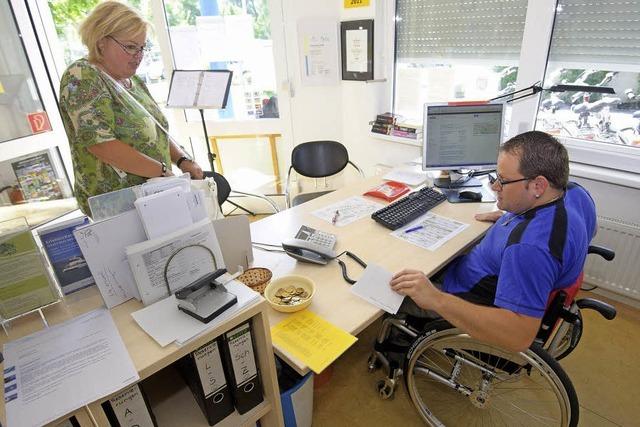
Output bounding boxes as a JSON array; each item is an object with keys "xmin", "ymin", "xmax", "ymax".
[
  {"xmin": 393, "ymin": 0, "xmax": 528, "ymax": 122},
  {"xmin": 164, "ymin": 0, "xmax": 278, "ymax": 122},
  {"xmin": 535, "ymin": 0, "xmax": 640, "ymax": 149}
]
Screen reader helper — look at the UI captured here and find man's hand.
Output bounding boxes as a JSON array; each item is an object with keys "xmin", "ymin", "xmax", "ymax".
[
  {"xmin": 390, "ymin": 269, "xmax": 442, "ymax": 311},
  {"xmin": 179, "ymin": 160, "xmax": 204, "ymax": 179},
  {"xmin": 475, "ymin": 210, "xmax": 504, "ymax": 222}
]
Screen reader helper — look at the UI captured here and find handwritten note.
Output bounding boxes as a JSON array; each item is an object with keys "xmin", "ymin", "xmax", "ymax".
[
  {"xmin": 270, "ymin": 310, "xmax": 357, "ymax": 373},
  {"xmin": 312, "ymin": 196, "xmax": 383, "ymax": 227}
]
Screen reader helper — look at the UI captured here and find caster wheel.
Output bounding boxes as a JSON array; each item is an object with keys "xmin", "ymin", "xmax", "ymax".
[
  {"xmin": 376, "ymin": 379, "xmax": 395, "ymax": 400},
  {"xmin": 367, "ymin": 354, "xmax": 381, "ymax": 373}
]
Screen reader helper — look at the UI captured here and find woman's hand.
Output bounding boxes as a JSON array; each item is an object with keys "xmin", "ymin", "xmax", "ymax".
[{"xmin": 179, "ymin": 160, "xmax": 204, "ymax": 179}]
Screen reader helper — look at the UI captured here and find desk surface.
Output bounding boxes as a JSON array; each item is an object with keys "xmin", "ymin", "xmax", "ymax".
[{"xmin": 251, "ymin": 176, "xmax": 495, "ymax": 374}]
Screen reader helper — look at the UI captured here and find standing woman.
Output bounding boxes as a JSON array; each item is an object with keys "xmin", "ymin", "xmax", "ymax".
[{"xmin": 59, "ymin": 1, "xmax": 203, "ymax": 215}]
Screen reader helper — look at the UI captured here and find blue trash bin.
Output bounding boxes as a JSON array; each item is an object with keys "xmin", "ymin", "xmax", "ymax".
[{"xmin": 280, "ymin": 372, "xmax": 314, "ymax": 427}]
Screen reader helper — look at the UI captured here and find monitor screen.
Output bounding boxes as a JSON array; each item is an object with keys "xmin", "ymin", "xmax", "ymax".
[{"xmin": 422, "ymin": 103, "xmax": 504, "ymax": 172}]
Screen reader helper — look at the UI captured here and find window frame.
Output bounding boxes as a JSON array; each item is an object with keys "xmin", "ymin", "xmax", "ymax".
[{"xmin": 390, "ymin": 0, "xmax": 640, "ymax": 180}]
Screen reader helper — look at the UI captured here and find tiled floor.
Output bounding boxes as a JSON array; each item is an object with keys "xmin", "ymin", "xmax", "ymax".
[{"xmin": 312, "ymin": 291, "xmax": 639, "ymax": 427}]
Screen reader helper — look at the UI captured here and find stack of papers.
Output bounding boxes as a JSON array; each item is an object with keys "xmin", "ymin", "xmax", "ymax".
[{"xmin": 131, "ymin": 277, "xmax": 260, "ymax": 347}]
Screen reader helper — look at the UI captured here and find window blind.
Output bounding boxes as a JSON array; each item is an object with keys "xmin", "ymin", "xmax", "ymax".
[
  {"xmin": 395, "ymin": 0, "xmax": 528, "ymax": 62},
  {"xmin": 548, "ymin": 0, "xmax": 640, "ymax": 67}
]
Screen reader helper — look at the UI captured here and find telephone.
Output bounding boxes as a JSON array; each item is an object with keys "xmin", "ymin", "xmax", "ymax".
[{"xmin": 282, "ymin": 225, "xmax": 337, "ymax": 265}]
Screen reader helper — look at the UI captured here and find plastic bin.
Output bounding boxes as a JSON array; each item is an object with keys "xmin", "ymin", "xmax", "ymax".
[{"xmin": 276, "ymin": 358, "xmax": 314, "ymax": 427}]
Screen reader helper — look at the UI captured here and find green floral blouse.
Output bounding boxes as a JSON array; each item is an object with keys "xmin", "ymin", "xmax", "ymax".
[{"xmin": 59, "ymin": 58, "xmax": 171, "ymax": 215}]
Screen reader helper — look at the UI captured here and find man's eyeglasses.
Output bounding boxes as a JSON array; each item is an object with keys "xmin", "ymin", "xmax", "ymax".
[
  {"xmin": 488, "ymin": 173, "xmax": 531, "ymax": 190},
  {"xmin": 108, "ymin": 36, "xmax": 150, "ymax": 56}
]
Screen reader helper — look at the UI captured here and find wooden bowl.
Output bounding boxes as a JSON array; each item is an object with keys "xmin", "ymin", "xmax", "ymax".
[
  {"xmin": 236, "ymin": 267, "xmax": 272, "ymax": 294},
  {"xmin": 264, "ymin": 275, "xmax": 315, "ymax": 313}
]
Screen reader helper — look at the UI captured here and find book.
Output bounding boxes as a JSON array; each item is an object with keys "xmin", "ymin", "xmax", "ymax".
[
  {"xmin": 177, "ymin": 337, "xmax": 235, "ymax": 425},
  {"xmin": 221, "ymin": 322, "xmax": 264, "ymax": 414},
  {"xmin": 393, "ymin": 124, "xmax": 419, "ymax": 133},
  {"xmin": 371, "ymin": 125, "xmax": 391, "ymax": 135},
  {"xmin": 390, "ymin": 130, "xmax": 418, "ymax": 139},
  {"xmin": 101, "ymin": 383, "xmax": 157, "ymax": 427},
  {"xmin": 0, "ymin": 219, "xmax": 58, "ymax": 319},
  {"xmin": 37, "ymin": 216, "xmax": 95, "ymax": 295},
  {"xmin": 166, "ymin": 70, "xmax": 232, "ymax": 109},
  {"xmin": 375, "ymin": 112, "xmax": 399, "ymax": 124},
  {"xmin": 363, "ymin": 181, "xmax": 411, "ymax": 202}
]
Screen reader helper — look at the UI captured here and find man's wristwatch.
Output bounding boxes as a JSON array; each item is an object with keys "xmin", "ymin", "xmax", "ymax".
[{"xmin": 176, "ymin": 155, "xmax": 192, "ymax": 168}]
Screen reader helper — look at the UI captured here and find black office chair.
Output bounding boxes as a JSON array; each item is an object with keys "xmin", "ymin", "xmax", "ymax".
[
  {"xmin": 204, "ymin": 171, "xmax": 279, "ymax": 215},
  {"xmin": 285, "ymin": 140, "xmax": 364, "ymax": 208}
]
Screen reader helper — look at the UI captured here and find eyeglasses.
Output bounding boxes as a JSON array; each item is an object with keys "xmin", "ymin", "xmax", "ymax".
[
  {"xmin": 488, "ymin": 173, "xmax": 531, "ymax": 190},
  {"xmin": 108, "ymin": 36, "xmax": 150, "ymax": 56}
]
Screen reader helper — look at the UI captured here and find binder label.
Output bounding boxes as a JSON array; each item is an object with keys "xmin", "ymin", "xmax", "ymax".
[
  {"xmin": 226, "ymin": 323, "xmax": 258, "ymax": 386},
  {"xmin": 110, "ymin": 384, "xmax": 155, "ymax": 427},
  {"xmin": 194, "ymin": 341, "xmax": 227, "ymax": 397}
]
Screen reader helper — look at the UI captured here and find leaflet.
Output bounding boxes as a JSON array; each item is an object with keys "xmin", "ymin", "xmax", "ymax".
[{"xmin": 392, "ymin": 212, "xmax": 468, "ymax": 251}]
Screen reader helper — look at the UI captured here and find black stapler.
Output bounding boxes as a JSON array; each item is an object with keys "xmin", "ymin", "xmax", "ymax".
[{"xmin": 175, "ymin": 268, "xmax": 238, "ymax": 323}]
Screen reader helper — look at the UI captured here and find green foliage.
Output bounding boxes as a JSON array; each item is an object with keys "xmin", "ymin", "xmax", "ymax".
[
  {"xmin": 493, "ymin": 66, "xmax": 518, "ymax": 92},
  {"xmin": 48, "ymin": 0, "xmax": 100, "ymax": 35},
  {"xmin": 166, "ymin": 0, "xmax": 200, "ymax": 26},
  {"xmin": 221, "ymin": 0, "xmax": 271, "ymax": 39}
]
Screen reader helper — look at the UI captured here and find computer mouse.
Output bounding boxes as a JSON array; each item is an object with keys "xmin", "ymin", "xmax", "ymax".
[{"xmin": 458, "ymin": 191, "xmax": 483, "ymax": 201}]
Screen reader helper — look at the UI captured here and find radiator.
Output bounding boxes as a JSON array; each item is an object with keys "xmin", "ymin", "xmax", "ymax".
[{"xmin": 584, "ymin": 216, "xmax": 640, "ymax": 301}]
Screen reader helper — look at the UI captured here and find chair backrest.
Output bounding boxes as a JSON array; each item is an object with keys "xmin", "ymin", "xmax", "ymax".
[
  {"xmin": 291, "ymin": 141, "xmax": 349, "ymax": 178},
  {"xmin": 536, "ymin": 273, "xmax": 584, "ymax": 344},
  {"xmin": 203, "ymin": 171, "xmax": 231, "ymax": 206}
]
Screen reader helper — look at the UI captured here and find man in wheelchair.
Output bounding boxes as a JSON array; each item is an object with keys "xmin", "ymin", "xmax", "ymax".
[{"xmin": 372, "ymin": 131, "xmax": 615, "ymax": 426}]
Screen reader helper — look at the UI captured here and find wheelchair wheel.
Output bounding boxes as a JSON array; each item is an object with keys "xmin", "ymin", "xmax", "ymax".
[{"xmin": 404, "ymin": 320, "xmax": 579, "ymax": 426}]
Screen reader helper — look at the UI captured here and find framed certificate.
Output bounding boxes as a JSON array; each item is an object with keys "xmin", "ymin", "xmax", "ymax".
[{"xmin": 340, "ymin": 19, "xmax": 374, "ymax": 81}]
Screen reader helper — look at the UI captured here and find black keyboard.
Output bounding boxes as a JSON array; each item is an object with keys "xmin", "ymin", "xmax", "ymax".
[{"xmin": 371, "ymin": 187, "xmax": 447, "ymax": 230}]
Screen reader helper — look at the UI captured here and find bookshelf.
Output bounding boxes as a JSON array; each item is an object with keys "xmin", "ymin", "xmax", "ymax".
[
  {"xmin": 369, "ymin": 132, "xmax": 421, "ymax": 147},
  {"xmin": 0, "ymin": 286, "xmax": 284, "ymax": 427}
]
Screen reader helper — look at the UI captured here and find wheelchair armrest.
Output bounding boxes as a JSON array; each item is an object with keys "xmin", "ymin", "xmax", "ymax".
[
  {"xmin": 576, "ymin": 298, "xmax": 617, "ymax": 320},
  {"xmin": 588, "ymin": 245, "xmax": 615, "ymax": 261}
]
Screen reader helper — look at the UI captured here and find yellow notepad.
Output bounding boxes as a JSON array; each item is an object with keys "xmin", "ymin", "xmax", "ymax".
[{"xmin": 270, "ymin": 310, "xmax": 357, "ymax": 374}]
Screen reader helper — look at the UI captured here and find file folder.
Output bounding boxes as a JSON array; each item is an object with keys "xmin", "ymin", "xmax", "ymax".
[
  {"xmin": 177, "ymin": 338, "xmax": 235, "ymax": 425},
  {"xmin": 101, "ymin": 383, "xmax": 157, "ymax": 427},
  {"xmin": 222, "ymin": 321, "xmax": 264, "ymax": 414}
]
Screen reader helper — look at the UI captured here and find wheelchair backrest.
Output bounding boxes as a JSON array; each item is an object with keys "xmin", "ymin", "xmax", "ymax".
[{"xmin": 535, "ymin": 272, "xmax": 584, "ymax": 344}]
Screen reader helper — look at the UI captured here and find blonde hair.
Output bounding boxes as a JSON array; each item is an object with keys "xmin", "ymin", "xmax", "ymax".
[{"xmin": 79, "ymin": 1, "xmax": 150, "ymax": 62}]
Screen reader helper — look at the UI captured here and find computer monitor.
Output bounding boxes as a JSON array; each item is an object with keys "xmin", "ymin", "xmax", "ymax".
[{"xmin": 422, "ymin": 103, "xmax": 504, "ymax": 188}]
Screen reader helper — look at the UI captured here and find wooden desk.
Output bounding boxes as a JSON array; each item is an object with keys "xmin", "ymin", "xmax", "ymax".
[
  {"xmin": 0, "ymin": 286, "xmax": 284, "ymax": 427},
  {"xmin": 251, "ymin": 176, "xmax": 496, "ymax": 375}
]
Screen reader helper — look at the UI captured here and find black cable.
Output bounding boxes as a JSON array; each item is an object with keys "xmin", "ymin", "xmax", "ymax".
[{"xmin": 336, "ymin": 251, "xmax": 367, "ymax": 285}]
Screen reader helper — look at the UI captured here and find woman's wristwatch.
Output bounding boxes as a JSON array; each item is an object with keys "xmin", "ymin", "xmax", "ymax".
[
  {"xmin": 176, "ymin": 155, "xmax": 192, "ymax": 169},
  {"xmin": 160, "ymin": 161, "xmax": 167, "ymax": 177}
]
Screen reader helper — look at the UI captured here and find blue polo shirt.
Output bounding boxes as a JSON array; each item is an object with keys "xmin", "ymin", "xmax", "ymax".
[{"xmin": 442, "ymin": 182, "xmax": 596, "ymax": 318}]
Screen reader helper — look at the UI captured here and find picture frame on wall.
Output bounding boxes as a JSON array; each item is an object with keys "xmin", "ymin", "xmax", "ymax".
[{"xmin": 340, "ymin": 19, "xmax": 374, "ymax": 81}]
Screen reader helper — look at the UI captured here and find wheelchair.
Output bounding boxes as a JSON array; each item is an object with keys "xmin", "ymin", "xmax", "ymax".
[{"xmin": 367, "ymin": 245, "xmax": 617, "ymax": 426}]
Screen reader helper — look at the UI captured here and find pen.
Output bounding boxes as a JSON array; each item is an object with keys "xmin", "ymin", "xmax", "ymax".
[
  {"xmin": 404, "ymin": 225, "xmax": 424, "ymax": 233},
  {"xmin": 332, "ymin": 210, "xmax": 340, "ymax": 225}
]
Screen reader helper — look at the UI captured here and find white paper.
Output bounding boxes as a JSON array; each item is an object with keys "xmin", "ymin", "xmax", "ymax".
[
  {"xmin": 141, "ymin": 174, "xmax": 191, "ymax": 196},
  {"xmin": 135, "ymin": 187, "xmax": 194, "ymax": 239},
  {"xmin": 3, "ymin": 309, "xmax": 138, "ymax": 427},
  {"xmin": 74, "ymin": 210, "xmax": 147, "ymax": 307},
  {"xmin": 197, "ymin": 71, "xmax": 231, "ymax": 108},
  {"xmin": 351, "ymin": 264, "xmax": 404, "ymax": 314},
  {"xmin": 392, "ymin": 212, "xmax": 469, "ymax": 251},
  {"xmin": 297, "ymin": 18, "xmax": 340, "ymax": 86},
  {"xmin": 383, "ymin": 166, "xmax": 429, "ymax": 186},
  {"xmin": 312, "ymin": 196, "xmax": 384, "ymax": 227},
  {"xmin": 346, "ymin": 29, "xmax": 368, "ymax": 73},
  {"xmin": 131, "ymin": 278, "xmax": 260, "ymax": 347},
  {"xmin": 125, "ymin": 219, "xmax": 225, "ymax": 306},
  {"xmin": 166, "ymin": 71, "xmax": 199, "ymax": 107}
]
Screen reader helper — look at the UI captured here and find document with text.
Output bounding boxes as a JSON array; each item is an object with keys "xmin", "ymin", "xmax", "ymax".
[
  {"xmin": 3, "ymin": 309, "xmax": 138, "ymax": 427},
  {"xmin": 351, "ymin": 264, "xmax": 404, "ymax": 314},
  {"xmin": 392, "ymin": 212, "xmax": 468, "ymax": 251}
]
